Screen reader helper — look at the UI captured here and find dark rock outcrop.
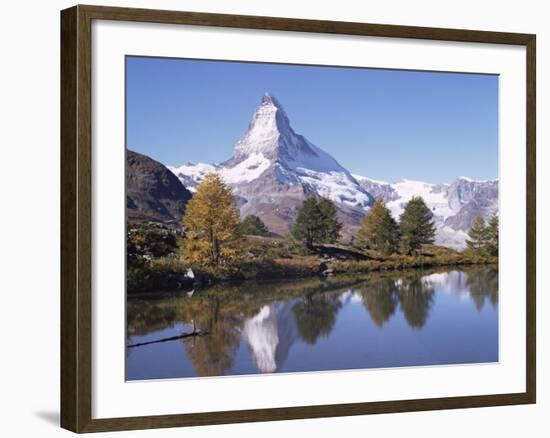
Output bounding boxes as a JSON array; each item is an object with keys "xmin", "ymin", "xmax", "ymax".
[{"xmin": 126, "ymin": 150, "xmax": 192, "ymax": 222}]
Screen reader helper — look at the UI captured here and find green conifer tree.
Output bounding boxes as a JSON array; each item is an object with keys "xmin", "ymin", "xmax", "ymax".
[
  {"xmin": 465, "ymin": 216, "xmax": 490, "ymax": 254},
  {"xmin": 399, "ymin": 196, "xmax": 436, "ymax": 255},
  {"xmin": 317, "ymin": 197, "xmax": 342, "ymax": 244},
  {"xmin": 239, "ymin": 215, "xmax": 269, "ymax": 236},
  {"xmin": 292, "ymin": 197, "xmax": 341, "ymax": 247},
  {"xmin": 486, "ymin": 214, "xmax": 499, "ymax": 256},
  {"xmin": 378, "ymin": 211, "xmax": 400, "ymax": 255}
]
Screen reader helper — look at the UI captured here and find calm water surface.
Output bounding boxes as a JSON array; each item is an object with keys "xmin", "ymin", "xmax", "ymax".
[{"xmin": 126, "ymin": 267, "xmax": 498, "ymax": 380}]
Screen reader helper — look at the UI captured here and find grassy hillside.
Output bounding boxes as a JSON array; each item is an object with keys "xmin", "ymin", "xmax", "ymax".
[{"xmin": 239, "ymin": 235, "xmax": 495, "ymax": 278}]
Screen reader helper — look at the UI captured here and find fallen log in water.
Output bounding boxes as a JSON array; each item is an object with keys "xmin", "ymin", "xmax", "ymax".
[{"xmin": 127, "ymin": 330, "xmax": 209, "ymax": 348}]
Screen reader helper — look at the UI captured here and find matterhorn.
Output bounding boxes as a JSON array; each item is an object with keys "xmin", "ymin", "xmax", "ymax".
[
  {"xmin": 169, "ymin": 93, "xmax": 374, "ymax": 239},
  {"xmin": 169, "ymin": 93, "xmax": 498, "ymax": 248}
]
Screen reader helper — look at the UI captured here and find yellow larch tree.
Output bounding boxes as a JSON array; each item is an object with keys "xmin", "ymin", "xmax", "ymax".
[{"xmin": 182, "ymin": 173, "xmax": 242, "ymax": 271}]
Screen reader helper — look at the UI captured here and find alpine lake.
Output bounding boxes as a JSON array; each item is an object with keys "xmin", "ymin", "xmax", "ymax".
[{"xmin": 127, "ymin": 266, "xmax": 498, "ymax": 380}]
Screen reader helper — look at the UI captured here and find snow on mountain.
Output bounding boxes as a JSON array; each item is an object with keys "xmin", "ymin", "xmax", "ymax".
[
  {"xmin": 355, "ymin": 176, "xmax": 498, "ymax": 249},
  {"xmin": 241, "ymin": 301, "xmax": 299, "ymax": 373},
  {"xmin": 352, "ymin": 175, "xmax": 399, "ymax": 204},
  {"xmin": 230, "ymin": 94, "xmax": 346, "ymax": 173},
  {"xmin": 242, "ymin": 305, "xmax": 279, "ymax": 373},
  {"xmin": 167, "ymin": 162, "xmax": 218, "ymax": 192},
  {"xmin": 170, "ymin": 93, "xmax": 374, "ymax": 238},
  {"xmin": 169, "ymin": 93, "xmax": 498, "ymax": 249},
  {"xmin": 169, "ymin": 154, "xmax": 274, "ymax": 192},
  {"xmin": 171, "ymin": 93, "xmax": 372, "ymax": 209},
  {"xmin": 387, "ymin": 179, "xmax": 453, "ymax": 220}
]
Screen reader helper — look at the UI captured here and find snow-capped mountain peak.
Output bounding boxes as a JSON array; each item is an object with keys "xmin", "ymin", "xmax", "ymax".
[
  {"xmin": 168, "ymin": 93, "xmax": 498, "ymax": 248},
  {"xmin": 230, "ymin": 93, "xmax": 351, "ymax": 175},
  {"xmin": 232, "ymin": 92, "xmax": 294, "ymax": 161},
  {"xmin": 230, "ymin": 94, "xmax": 372, "ymax": 209},
  {"xmin": 169, "ymin": 93, "xmax": 374, "ymax": 237},
  {"xmin": 231, "ymin": 94, "xmax": 362, "ymax": 183},
  {"xmin": 260, "ymin": 92, "xmax": 285, "ymax": 111}
]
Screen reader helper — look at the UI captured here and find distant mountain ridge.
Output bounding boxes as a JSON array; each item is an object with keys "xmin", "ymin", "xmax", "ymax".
[
  {"xmin": 167, "ymin": 93, "xmax": 498, "ymax": 249},
  {"xmin": 354, "ymin": 175, "xmax": 498, "ymax": 249}
]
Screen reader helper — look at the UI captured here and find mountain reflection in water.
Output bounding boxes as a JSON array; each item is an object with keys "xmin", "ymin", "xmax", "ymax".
[{"xmin": 126, "ymin": 267, "xmax": 498, "ymax": 380}]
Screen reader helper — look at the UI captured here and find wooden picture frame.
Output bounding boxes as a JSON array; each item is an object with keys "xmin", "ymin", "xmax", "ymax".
[{"xmin": 61, "ymin": 4, "xmax": 536, "ymax": 433}]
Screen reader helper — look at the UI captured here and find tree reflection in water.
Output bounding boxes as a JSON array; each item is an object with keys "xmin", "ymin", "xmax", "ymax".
[
  {"xmin": 293, "ymin": 292, "xmax": 343, "ymax": 344},
  {"xmin": 397, "ymin": 274, "xmax": 435, "ymax": 329},
  {"xmin": 466, "ymin": 268, "xmax": 499, "ymax": 311},
  {"xmin": 180, "ymin": 296, "xmax": 244, "ymax": 376},
  {"xmin": 359, "ymin": 278, "xmax": 399, "ymax": 327},
  {"xmin": 127, "ymin": 267, "xmax": 498, "ymax": 377}
]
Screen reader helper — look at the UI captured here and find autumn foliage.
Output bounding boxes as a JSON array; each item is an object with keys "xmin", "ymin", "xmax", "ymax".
[
  {"xmin": 356, "ymin": 198, "xmax": 399, "ymax": 254},
  {"xmin": 182, "ymin": 173, "xmax": 242, "ymax": 270}
]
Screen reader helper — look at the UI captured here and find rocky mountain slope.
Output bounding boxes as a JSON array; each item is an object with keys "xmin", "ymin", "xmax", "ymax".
[
  {"xmin": 168, "ymin": 93, "xmax": 498, "ymax": 249},
  {"xmin": 127, "ymin": 150, "xmax": 192, "ymax": 222}
]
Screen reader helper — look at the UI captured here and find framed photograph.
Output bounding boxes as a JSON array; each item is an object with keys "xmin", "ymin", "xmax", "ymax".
[{"xmin": 60, "ymin": 4, "xmax": 536, "ymax": 433}]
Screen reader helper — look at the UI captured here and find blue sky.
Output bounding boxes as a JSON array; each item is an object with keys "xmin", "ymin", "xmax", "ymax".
[{"xmin": 126, "ymin": 56, "xmax": 498, "ymax": 183}]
